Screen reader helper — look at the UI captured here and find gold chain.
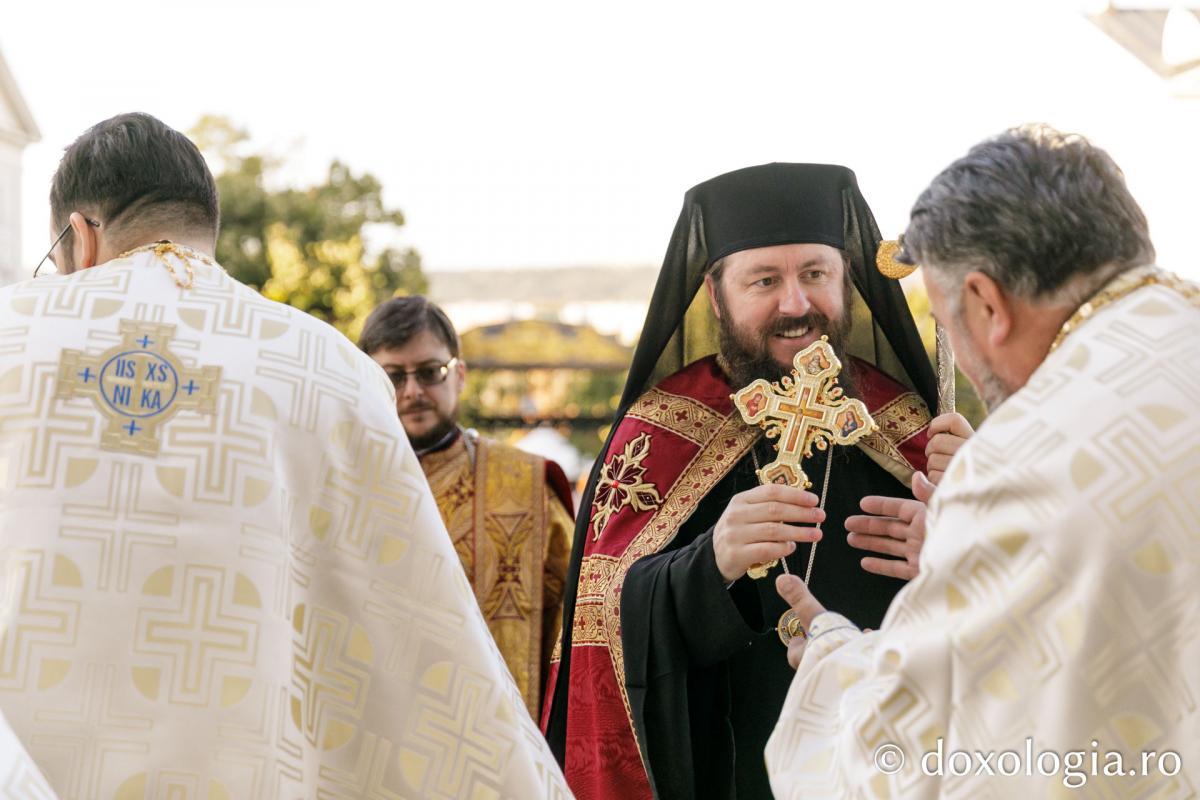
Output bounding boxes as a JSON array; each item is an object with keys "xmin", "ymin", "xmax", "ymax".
[
  {"xmin": 1050, "ymin": 266, "xmax": 1199, "ymax": 352},
  {"xmin": 763, "ymin": 446, "xmax": 833, "ymax": 645},
  {"xmin": 114, "ymin": 241, "xmax": 217, "ymax": 290},
  {"xmin": 751, "ymin": 445, "xmax": 832, "ymax": 586}
]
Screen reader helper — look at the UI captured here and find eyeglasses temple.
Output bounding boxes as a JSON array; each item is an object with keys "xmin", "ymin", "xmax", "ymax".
[{"xmin": 33, "ymin": 218, "xmax": 101, "ymax": 279}]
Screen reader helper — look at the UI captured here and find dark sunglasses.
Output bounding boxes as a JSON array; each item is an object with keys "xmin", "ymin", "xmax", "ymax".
[
  {"xmin": 34, "ymin": 217, "xmax": 102, "ymax": 278},
  {"xmin": 387, "ymin": 357, "xmax": 460, "ymax": 388}
]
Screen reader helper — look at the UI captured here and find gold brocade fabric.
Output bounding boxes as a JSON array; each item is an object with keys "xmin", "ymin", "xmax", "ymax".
[
  {"xmin": 420, "ymin": 434, "xmax": 573, "ymax": 720},
  {"xmin": 765, "ymin": 275, "xmax": 1200, "ymax": 798},
  {"xmin": 0, "ymin": 251, "xmax": 571, "ymax": 798}
]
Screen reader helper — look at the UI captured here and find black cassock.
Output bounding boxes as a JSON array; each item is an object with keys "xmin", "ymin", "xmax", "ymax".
[
  {"xmin": 543, "ymin": 164, "xmax": 939, "ymax": 799},
  {"xmin": 622, "ymin": 438, "xmax": 911, "ymax": 799}
]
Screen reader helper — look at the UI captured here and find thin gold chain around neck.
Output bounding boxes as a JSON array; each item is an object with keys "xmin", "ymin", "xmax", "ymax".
[{"xmin": 1050, "ymin": 266, "xmax": 1199, "ymax": 352}]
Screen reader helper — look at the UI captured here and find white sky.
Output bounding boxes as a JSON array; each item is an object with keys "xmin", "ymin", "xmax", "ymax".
[{"xmin": 4, "ymin": 0, "xmax": 1199, "ymax": 277}]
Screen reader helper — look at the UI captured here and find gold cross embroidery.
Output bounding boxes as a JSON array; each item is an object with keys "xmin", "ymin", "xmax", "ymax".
[
  {"xmin": 732, "ymin": 336, "xmax": 877, "ymax": 489},
  {"xmin": 57, "ymin": 320, "xmax": 222, "ymax": 456}
]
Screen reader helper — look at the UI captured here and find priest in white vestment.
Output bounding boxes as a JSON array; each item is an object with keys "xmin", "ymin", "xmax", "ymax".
[
  {"xmin": 766, "ymin": 125, "xmax": 1200, "ymax": 798},
  {"xmin": 0, "ymin": 113, "xmax": 570, "ymax": 798}
]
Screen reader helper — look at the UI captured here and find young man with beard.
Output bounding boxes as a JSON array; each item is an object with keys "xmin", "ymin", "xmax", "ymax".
[
  {"xmin": 542, "ymin": 163, "xmax": 969, "ymax": 799},
  {"xmin": 359, "ymin": 296, "xmax": 574, "ymax": 719},
  {"xmin": 767, "ymin": 126, "xmax": 1200, "ymax": 798}
]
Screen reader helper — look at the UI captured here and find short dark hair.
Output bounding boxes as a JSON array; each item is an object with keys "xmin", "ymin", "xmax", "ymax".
[
  {"xmin": 902, "ymin": 125, "xmax": 1154, "ymax": 303},
  {"xmin": 50, "ymin": 112, "xmax": 219, "ymax": 239},
  {"xmin": 359, "ymin": 295, "xmax": 460, "ymax": 357}
]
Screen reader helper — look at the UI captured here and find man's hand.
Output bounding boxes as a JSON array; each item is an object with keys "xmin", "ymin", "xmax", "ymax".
[
  {"xmin": 925, "ymin": 412, "xmax": 973, "ymax": 485},
  {"xmin": 844, "ymin": 471, "xmax": 936, "ymax": 581},
  {"xmin": 776, "ymin": 573, "xmax": 826, "ymax": 669},
  {"xmin": 713, "ymin": 484, "xmax": 824, "ymax": 583}
]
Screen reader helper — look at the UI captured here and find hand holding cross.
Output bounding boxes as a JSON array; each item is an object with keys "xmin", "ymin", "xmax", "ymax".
[{"xmin": 728, "ymin": 337, "xmax": 877, "ymax": 579}]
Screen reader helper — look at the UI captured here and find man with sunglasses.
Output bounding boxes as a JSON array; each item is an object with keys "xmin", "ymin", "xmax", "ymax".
[
  {"xmin": 360, "ymin": 296, "xmax": 575, "ymax": 720},
  {"xmin": 0, "ymin": 113, "xmax": 569, "ymax": 797}
]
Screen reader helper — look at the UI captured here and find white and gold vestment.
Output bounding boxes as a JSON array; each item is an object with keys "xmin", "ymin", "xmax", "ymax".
[
  {"xmin": 766, "ymin": 268, "xmax": 1200, "ymax": 799},
  {"xmin": 0, "ymin": 248, "xmax": 571, "ymax": 799}
]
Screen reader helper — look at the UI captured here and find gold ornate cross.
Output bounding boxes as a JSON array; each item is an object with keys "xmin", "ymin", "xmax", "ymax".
[{"xmin": 732, "ymin": 336, "xmax": 876, "ymax": 489}]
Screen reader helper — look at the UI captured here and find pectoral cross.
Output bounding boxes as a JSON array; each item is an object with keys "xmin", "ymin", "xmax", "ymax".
[
  {"xmin": 732, "ymin": 336, "xmax": 877, "ymax": 490},
  {"xmin": 731, "ymin": 337, "xmax": 877, "ymax": 579},
  {"xmin": 730, "ymin": 336, "xmax": 879, "ymax": 580}
]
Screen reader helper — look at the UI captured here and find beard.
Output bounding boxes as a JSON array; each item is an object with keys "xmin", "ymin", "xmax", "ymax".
[
  {"xmin": 401, "ymin": 398, "xmax": 460, "ymax": 452},
  {"xmin": 949, "ymin": 321, "xmax": 1012, "ymax": 412},
  {"xmin": 974, "ymin": 371, "xmax": 1011, "ymax": 413},
  {"xmin": 409, "ymin": 416, "xmax": 457, "ymax": 452},
  {"xmin": 716, "ymin": 293, "xmax": 854, "ymax": 395}
]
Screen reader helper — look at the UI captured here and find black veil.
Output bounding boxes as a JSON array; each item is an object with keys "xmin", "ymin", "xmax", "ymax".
[
  {"xmin": 546, "ymin": 162, "xmax": 936, "ymax": 760},
  {"xmin": 624, "ymin": 162, "xmax": 936, "ymax": 405}
]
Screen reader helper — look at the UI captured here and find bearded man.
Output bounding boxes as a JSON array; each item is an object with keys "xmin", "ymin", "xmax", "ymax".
[
  {"xmin": 766, "ymin": 127, "xmax": 1200, "ymax": 798},
  {"xmin": 542, "ymin": 163, "xmax": 965, "ymax": 799},
  {"xmin": 359, "ymin": 296, "xmax": 574, "ymax": 719}
]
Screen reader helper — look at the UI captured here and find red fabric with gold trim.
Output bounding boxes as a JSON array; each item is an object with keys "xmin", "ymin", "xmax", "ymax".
[
  {"xmin": 850, "ymin": 356, "xmax": 932, "ymax": 475},
  {"xmin": 544, "ymin": 355, "xmax": 930, "ymax": 799}
]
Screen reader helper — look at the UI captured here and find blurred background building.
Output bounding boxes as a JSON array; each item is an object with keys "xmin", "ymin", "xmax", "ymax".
[
  {"xmin": 430, "ymin": 267, "xmax": 653, "ymax": 482},
  {"xmin": 428, "ymin": 266, "xmax": 656, "ymax": 346},
  {"xmin": 0, "ymin": 47, "xmax": 39, "ymax": 287}
]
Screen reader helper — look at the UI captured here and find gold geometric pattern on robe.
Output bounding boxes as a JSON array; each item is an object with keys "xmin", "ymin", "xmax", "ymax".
[
  {"xmin": 132, "ymin": 564, "xmax": 261, "ymax": 708},
  {"xmin": 625, "ymin": 387, "xmax": 727, "ymax": 446},
  {"xmin": 766, "ymin": 275, "xmax": 1200, "ymax": 798},
  {"xmin": 0, "ymin": 252, "xmax": 570, "ymax": 798},
  {"xmin": 567, "ymin": 554, "xmax": 620, "ymax": 649},
  {"xmin": 420, "ymin": 433, "xmax": 574, "ymax": 720}
]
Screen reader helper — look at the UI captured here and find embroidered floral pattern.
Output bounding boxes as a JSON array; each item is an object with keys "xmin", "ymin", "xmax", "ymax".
[{"xmin": 589, "ymin": 432, "xmax": 662, "ymax": 540}]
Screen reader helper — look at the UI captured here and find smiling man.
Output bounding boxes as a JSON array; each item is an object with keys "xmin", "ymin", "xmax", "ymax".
[
  {"xmin": 710, "ymin": 242, "xmax": 852, "ymax": 387},
  {"xmin": 359, "ymin": 296, "xmax": 574, "ymax": 719},
  {"xmin": 543, "ymin": 164, "xmax": 957, "ymax": 799}
]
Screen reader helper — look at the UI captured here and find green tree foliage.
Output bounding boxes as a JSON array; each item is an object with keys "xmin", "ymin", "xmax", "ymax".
[{"xmin": 189, "ymin": 115, "xmax": 426, "ymax": 338}]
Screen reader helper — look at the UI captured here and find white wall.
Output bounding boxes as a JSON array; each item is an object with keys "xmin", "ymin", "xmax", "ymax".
[{"xmin": 0, "ymin": 141, "xmax": 21, "ymax": 286}]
